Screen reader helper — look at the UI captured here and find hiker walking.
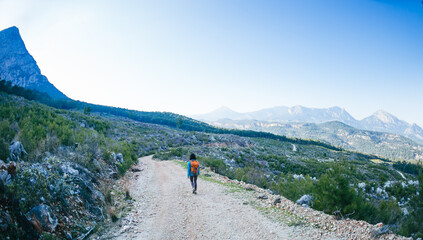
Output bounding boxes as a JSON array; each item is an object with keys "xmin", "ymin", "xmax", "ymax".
[{"xmin": 187, "ymin": 153, "xmax": 200, "ymax": 194}]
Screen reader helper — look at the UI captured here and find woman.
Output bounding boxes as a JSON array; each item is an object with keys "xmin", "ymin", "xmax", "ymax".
[{"xmin": 187, "ymin": 153, "xmax": 200, "ymax": 194}]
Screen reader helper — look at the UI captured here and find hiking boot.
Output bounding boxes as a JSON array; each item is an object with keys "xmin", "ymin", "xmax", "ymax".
[
  {"xmin": 192, "ymin": 188, "xmax": 195, "ymax": 194},
  {"xmin": 194, "ymin": 189, "xmax": 197, "ymax": 194}
]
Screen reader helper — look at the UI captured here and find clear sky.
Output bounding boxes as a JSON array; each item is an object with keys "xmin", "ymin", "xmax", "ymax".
[{"xmin": 1, "ymin": 0, "xmax": 422, "ymax": 126}]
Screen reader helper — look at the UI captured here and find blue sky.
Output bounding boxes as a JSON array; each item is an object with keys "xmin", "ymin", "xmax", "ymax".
[{"xmin": 1, "ymin": 0, "xmax": 422, "ymax": 126}]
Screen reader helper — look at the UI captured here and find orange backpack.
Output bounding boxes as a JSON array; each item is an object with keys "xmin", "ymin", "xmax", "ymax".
[{"xmin": 191, "ymin": 160, "xmax": 199, "ymax": 176}]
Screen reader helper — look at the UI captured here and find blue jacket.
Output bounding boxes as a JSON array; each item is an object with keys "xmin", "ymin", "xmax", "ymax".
[{"xmin": 187, "ymin": 160, "xmax": 200, "ymax": 178}]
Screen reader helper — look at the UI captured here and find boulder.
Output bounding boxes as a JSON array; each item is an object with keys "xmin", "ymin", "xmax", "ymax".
[
  {"xmin": 273, "ymin": 197, "xmax": 281, "ymax": 205},
  {"xmin": 92, "ymin": 159, "xmax": 102, "ymax": 171},
  {"xmin": 60, "ymin": 162, "xmax": 79, "ymax": 176},
  {"xmin": 372, "ymin": 225, "xmax": 390, "ymax": 237},
  {"xmin": 8, "ymin": 141, "xmax": 27, "ymax": 162},
  {"xmin": 131, "ymin": 168, "xmax": 142, "ymax": 172},
  {"xmin": 0, "ymin": 170, "xmax": 12, "ymax": 190},
  {"xmin": 296, "ymin": 194, "xmax": 313, "ymax": 207},
  {"xmin": 6, "ymin": 161, "xmax": 16, "ymax": 175},
  {"xmin": 333, "ymin": 210, "xmax": 342, "ymax": 220},
  {"xmin": 25, "ymin": 205, "xmax": 58, "ymax": 232},
  {"xmin": 0, "ymin": 160, "xmax": 13, "ymax": 177},
  {"xmin": 293, "ymin": 174, "xmax": 305, "ymax": 181},
  {"xmin": 60, "ymin": 162, "xmax": 104, "ymax": 218},
  {"xmin": 116, "ymin": 153, "xmax": 124, "ymax": 163},
  {"xmin": 110, "ymin": 152, "xmax": 124, "ymax": 166},
  {"xmin": 257, "ymin": 194, "xmax": 268, "ymax": 200},
  {"xmin": 109, "ymin": 170, "xmax": 118, "ymax": 179},
  {"xmin": 402, "ymin": 208, "xmax": 409, "ymax": 216}
]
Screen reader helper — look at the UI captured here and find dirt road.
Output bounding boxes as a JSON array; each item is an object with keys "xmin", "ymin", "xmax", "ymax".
[
  {"xmin": 96, "ymin": 156, "xmax": 408, "ymax": 240},
  {"xmin": 108, "ymin": 156, "xmax": 319, "ymax": 240}
]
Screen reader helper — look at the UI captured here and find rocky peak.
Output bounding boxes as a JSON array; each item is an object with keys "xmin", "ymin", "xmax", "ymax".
[
  {"xmin": 214, "ymin": 106, "xmax": 238, "ymax": 114},
  {"xmin": 0, "ymin": 26, "xmax": 26, "ymax": 55},
  {"xmin": 404, "ymin": 123, "xmax": 423, "ymax": 143},
  {"xmin": 0, "ymin": 26, "xmax": 68, "ymax": 99},
  {"xmin": 371, "ymin": 110, "xmax": 398, "ymax": 124},
  {"xmin": 288, "ymin": 105, "xmax": 304, "ymax": 115},
  {"xmin": 328, "ymin": 106, "xmax": 346, "ymax": 114},
  {"xmin": 192, "ymin": 106, "xmax": 243, "ymax": 121},
  {"xmin": 410, "ymin": 123, "xmax": 422, "ymax": 130}
]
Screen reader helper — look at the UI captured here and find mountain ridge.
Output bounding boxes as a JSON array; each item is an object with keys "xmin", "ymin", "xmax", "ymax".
[
  {"xmin": 209, "ymin": 118, "xmax": 423, "ymax": 162},
  {"xmin": 192, "ymin": 106, "xmax": 423, "ymax": 145},
  {"xmin": 0, "ymin": 26, "xmax": 68, "ymax": 99}
]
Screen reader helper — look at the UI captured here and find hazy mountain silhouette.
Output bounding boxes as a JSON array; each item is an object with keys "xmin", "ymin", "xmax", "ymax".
[{"xmin": 193, "ymin": 106, "xmax": 423, "ymax": 144}]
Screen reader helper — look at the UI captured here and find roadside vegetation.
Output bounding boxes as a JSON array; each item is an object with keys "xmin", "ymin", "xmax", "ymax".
[{"xmin": 155, "ymin": 143, "xmax": 423, "ymax": 238}]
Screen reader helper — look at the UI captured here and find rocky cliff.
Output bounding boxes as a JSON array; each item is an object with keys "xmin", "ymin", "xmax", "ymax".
[{"xmin": 0, "ymin": 26, "xmax": 67, "ymax": 99}]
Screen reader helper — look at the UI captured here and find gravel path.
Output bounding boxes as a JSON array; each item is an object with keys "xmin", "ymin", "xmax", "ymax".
[
  {"xmin": 107, "ymin": 156, "xmax": 328, "ymax": 240},
  {"xmin": 98, "ymin": 156, "xmax": 407, "ymax": 240}
]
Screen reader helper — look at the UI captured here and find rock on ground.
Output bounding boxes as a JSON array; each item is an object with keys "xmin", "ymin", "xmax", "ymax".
[
  {"xmin": 25, "ymin": 205, "xmax": 58, "ymax": 232},
  {"xmin": 296, "ymin": 194, "xmax": 313, "ymax": 207},
  {"xmin": 8, "ymin": 141, "xmax": 27, "ymax": 162}
]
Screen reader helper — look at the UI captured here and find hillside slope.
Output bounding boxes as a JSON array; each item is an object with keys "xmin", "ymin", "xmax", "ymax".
[{"xmin": 0, "ymin": 79, "xmax": 346, "ymax": 153}]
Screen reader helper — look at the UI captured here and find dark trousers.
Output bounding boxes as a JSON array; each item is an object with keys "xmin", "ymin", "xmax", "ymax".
[{"xmin": 190, "ymin": 175, "xmax": 198, "ymax": 190}]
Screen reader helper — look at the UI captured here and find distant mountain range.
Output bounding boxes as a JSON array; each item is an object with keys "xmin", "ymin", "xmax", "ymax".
[
  {"xmin": 209, "ymin": 119, "xmax": 423, "ymax": 162},
  {"xmin": 0, "ymin": 26, "xmax": 67, "ymax": 99},
  {"xmin": 195, "ymin": 105, "xmax": 357, "ymax": 125},
  {"xmin": 193, "ymin": 106, "xmax": 423, "ymax": 162},
  {"xmin": 192, "ymin": 106, "xmax": 423, "ymax": 146}
]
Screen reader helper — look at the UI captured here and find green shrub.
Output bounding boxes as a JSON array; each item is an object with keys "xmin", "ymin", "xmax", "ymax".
[
  {"xmin": 375, "ymin": 199, "xmax": 402, "ymax": 225},
  {"xmin": 41, "ymin": 232, "xmax": 59, "ymax": 240},
  {"xmin": 399, "ymin": 172, "xmax": 423, "ymax": 238},
  {"xmin": 313, "ymin": 162, "xmax": 365, "ymax": 218},
  {"xmin": 272, "ymin": 173, "xmax": 314, "ymax": 201},
  {"xmin": 114, "ymin": 141, "xmax": 137, "ymax": 175},
  {"xmin": 0, "ymin": 119, "xmax": 15, "ymax": 159},
  {"xmin": 200, "ymin": 157, "xmax": 227, "ymax": 174},
  {"xmin": 13, "ymin": 168, "xmax": 53, "ymax": 213}
]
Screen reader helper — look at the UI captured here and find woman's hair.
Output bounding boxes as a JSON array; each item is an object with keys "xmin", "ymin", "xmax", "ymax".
[{"xmin": 190, "ymin": 153, "xmax": 196, "ymax": 160}]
